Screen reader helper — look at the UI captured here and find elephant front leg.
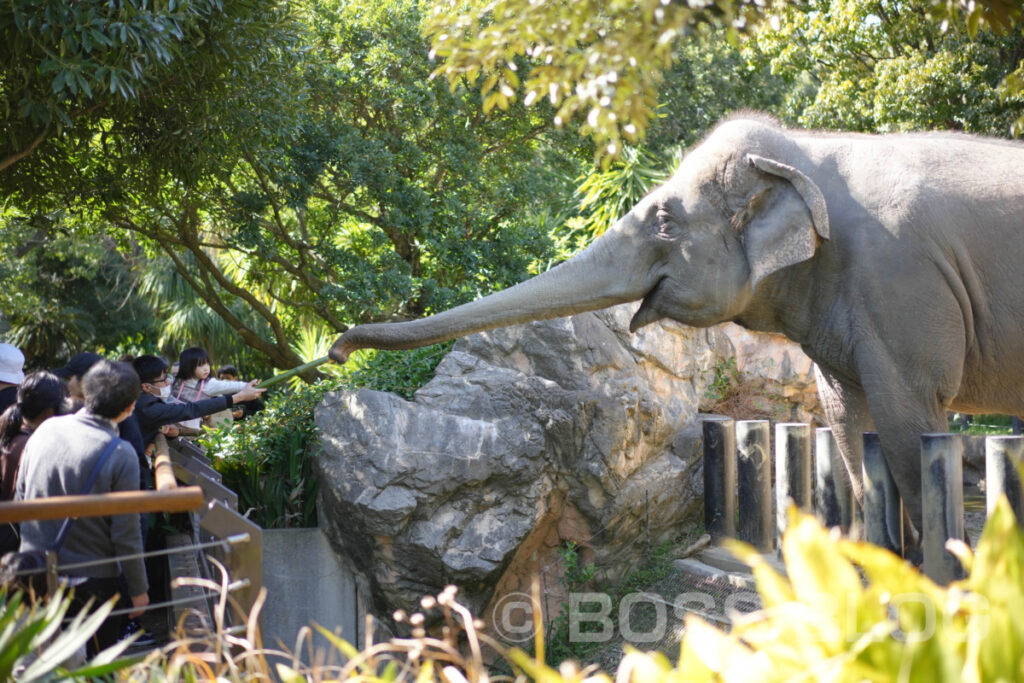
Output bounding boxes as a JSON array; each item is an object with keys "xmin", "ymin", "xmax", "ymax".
[{"xmin": 814, "ymin": 365, "xmax": 874, "ymax": 509}]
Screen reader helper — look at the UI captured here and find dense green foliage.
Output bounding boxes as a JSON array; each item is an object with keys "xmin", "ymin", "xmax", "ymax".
[
  {"xmin": 746, "ymin": 0, "xmax": 1024, "ymax": 134},
  {"xmin": 200, "ymin": 379, "xmax": 333, "ymax": 528},
  {"xmin": 343, "ymin": 343, "xmax": 455, "ymax": 400},
  {"xmin": 426, "ymin": 0, "xmax": 770, "ymax": 164},
  {"xmin": 1, "ymin": 0, "xmax": 302, "ymax": 196},
  {"xmin": 28, "ymin": 0, "xmax": 584, "ymax": 372},
  {"xmin": 0, "ymin": 209, "xmax": 159, "ymax": 368}
]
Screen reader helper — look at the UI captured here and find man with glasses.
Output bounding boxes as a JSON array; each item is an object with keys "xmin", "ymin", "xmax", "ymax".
[{"xmin": 131, "ymin": 355, "xmax": 265, "ymax": 445}]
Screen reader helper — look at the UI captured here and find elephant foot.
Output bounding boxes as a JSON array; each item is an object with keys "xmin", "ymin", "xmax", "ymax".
[{"xmin": 904, "ymin": 543, "xmax": 924, "ymax": 567}]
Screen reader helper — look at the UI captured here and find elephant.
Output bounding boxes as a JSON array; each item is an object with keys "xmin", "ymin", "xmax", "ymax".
[{"xmin": 331, "ymin": 112, "xmax": 1024, "ymax": 544}]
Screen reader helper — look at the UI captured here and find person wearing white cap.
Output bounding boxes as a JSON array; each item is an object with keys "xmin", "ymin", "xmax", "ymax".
[{"xmin": 0, "ymin": 344, "xmax": 25, "ymax": 414}]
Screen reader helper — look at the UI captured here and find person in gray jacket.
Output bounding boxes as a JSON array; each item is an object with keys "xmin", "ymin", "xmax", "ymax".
[{"xmin": 16, "ymin": 360, "xmax": 149, "ymax": 655}]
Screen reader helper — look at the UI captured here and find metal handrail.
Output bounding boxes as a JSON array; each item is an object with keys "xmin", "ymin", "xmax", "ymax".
[
  {"xmin": 62, "ymin": 533, "xmax": 252, "ymax": 572},
  {"xmin": 11, "ymin": 533, "xmax": 254, "ymax": 576},
  {"xmin": 105, "ymin": 579, "xmax": 251, "ymax": 618}
]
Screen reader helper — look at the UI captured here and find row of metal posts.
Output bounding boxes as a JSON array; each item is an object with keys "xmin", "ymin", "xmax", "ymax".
[{"xmin": 702, "ymin": 417, "xmax": 1024, "ymax": 584}]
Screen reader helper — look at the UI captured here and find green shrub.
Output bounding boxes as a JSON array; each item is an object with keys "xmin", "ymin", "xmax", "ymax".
[
  {"xmin": 342, "ymin": 342, "xmax": 454, "ymax": 400},
  {"xmin": 200, "ymin": 379, "xmax": 338, "ymax": 528}
]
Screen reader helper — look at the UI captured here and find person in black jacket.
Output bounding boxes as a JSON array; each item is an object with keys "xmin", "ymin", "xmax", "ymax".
[
  {"xmin": 131, "ymin": 355, "xmax": 265, "ymax": 444},
  {"xmin": 130, "ymin": 354, "xmax": 265, "ymax": 638}
]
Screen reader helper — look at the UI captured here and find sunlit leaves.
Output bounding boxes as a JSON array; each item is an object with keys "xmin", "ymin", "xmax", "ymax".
[
  {"xmin": 425, "ymin": 0, "xmax": 774, "ymax": 165},
  {"xmin": 927, "ymin": 0, "xmax": 1024, "ymax": 36},
  {"xmin": 682, "ymin": 502, "xmax": 1024, "ymax": 681},
  {"xmin": 88, "ymin": 0, "xmax": 582, "ymax": 372},
  {"xmin": 426, "ymin": 0, "xmax": 1024, "ymax": 155}
]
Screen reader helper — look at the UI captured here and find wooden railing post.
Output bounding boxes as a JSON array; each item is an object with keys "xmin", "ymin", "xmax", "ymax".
[{"xmin": 152, "ymin": 433, "xmax": 178, "ymax": 492}]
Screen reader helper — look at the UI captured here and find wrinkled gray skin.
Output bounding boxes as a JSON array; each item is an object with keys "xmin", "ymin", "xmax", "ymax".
[{"xmin": 331, "ymin": 113, "xmax": 1024, "ymax": 538}]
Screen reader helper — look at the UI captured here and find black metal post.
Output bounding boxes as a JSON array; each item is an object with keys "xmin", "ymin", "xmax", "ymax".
[
  {"xmin": 921, "ymin": 433, "xmax": 965, "ymax": 584},
  {"xmin": 737, "ymin": 420, "xmax": 773, "ymax": 552},
  {"xmin": 701, "ymin": 417, "xmax": 736, "ymax": 543}
]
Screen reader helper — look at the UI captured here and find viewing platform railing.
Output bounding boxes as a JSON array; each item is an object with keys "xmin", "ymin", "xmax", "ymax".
[{"xmin": 0, "ymin": 433, "xmax": 261, "ymax": 641}]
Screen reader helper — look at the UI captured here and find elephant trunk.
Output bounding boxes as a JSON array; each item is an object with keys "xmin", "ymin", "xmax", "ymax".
[{"xmin": 329, "ymin": 228, "xmax": 649, "ymax": 363}]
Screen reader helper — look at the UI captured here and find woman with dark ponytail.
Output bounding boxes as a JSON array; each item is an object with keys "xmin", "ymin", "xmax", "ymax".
[
  {"xmin": 0, "ymin": 371, "xmax": 68, "ymax": 497},
  {"xmin": 0, "ymin": 371, "xmax": 68, "ymax": 553}
]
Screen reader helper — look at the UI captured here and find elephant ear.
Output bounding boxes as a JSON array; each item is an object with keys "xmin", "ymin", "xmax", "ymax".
[{"xmin": 736, "ymin": 154, "xmax": 831, "ymax": 291}]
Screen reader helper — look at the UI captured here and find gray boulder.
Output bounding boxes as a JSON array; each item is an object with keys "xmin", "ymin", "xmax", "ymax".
[{"xmin": 314, "ymin": 303, "xmax": 723, "ymax": 618}]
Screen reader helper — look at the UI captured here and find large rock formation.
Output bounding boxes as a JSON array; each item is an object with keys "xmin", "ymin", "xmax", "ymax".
[{"xmin": 314, "ymin": 304, "xmax": 724, "ymax": 619}]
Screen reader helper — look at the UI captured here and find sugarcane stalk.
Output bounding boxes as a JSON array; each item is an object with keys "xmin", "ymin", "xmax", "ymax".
[{"xmin": 256, "ymin": 355, "xmax": 332, "ymax": 389}]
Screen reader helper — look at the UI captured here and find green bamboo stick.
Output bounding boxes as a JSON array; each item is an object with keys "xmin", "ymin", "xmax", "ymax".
[{"xmin": 256, "ymin": 355, "xmax": 332, "ymax": 389}]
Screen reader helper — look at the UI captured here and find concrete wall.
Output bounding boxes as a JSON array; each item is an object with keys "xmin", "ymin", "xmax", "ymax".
[{"xmin": 261, "ymin": 528, "xmax": 361, "ymax": 656}]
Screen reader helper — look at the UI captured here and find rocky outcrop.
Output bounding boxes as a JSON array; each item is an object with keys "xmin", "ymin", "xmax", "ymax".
[{"xmin": 314, "ymin": 304, "xmax": 723, "ymax": 618}]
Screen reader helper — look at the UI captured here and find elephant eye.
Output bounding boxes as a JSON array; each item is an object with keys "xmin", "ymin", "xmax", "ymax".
[{"xmin": 655, "ymin": 205, "xmax": 682, "ymax": 240}]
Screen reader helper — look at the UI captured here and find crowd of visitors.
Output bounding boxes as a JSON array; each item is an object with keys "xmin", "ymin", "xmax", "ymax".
[{"xmin": 0, "ymin": 343, "xmax": 265, "ymax": 655}]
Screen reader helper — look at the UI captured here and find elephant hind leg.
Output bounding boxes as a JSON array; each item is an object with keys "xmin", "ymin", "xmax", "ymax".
[
  {"xmin": 815, "ymin": 363, "xmax": 940, "ymax": 559},
  {"xmin": 859, "ymin": 378, "xmax": 953, "ymax": 555}
]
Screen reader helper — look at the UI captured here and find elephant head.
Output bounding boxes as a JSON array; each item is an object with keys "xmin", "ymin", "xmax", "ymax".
[{"xmin": 330, "ymin": 117, "xmax": 830, "ymax": 363}]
